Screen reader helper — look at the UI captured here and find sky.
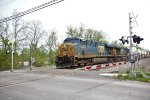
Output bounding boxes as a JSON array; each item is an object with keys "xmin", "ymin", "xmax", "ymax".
[{"xmin": 0, "ymin": 0, "xmax": 150, "ymax": 50}]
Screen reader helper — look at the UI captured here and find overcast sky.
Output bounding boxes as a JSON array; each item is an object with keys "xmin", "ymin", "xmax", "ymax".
[{"xmin": 0, "ymin": 0, "xmax": 150, "ymax": 50}]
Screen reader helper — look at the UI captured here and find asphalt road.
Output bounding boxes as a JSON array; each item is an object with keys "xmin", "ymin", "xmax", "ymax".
[{"xmin": 0, "ymin": 69, "xmax": 150, "ymax": 100}]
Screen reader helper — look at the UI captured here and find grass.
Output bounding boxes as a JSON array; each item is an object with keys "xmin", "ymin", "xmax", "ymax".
[
  {"xmin": 116, "ymin": 70, "xmax": 150, "ymax": 83},
  {"xmin": 145, "ymin": 72, "xmax": 150, "ymax": 76},
  {"xmin": 116, "ymin": 58, "xmax": 150, "ymax": 82}
]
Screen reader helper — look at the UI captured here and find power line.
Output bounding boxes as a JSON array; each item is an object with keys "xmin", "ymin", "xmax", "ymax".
[{"xmin": 0, "ymin": 0, "xmax": 64, "ymax": 23}]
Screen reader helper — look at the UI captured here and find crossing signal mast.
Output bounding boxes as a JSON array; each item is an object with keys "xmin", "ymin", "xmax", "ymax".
[{"xmin": 119, "ymin": 12, "xmax": 144, "ymax": 75}]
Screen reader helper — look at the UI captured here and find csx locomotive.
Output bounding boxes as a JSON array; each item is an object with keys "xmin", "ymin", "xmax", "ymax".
[{"xmin": 56, "ymin": 37, "xmax": 130, "ymax": 68}]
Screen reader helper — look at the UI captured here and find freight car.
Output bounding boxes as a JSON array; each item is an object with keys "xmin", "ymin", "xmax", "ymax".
[
  {"xmin": 56, "ymin": 37, "xmax": 130, "ymax": 68},
  {"xmin": 131, "ymin": 46, "xmax": 150, "ymax": 58}
]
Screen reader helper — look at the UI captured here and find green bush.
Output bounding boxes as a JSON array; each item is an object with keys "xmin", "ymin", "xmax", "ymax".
[
  {"xmin": 136, "ymin": 72, "xmax": 143, "ymax": 78},
  {"xmin": 116, "ymin": 71, "xmax": 150, "ymax": 82},
  {"xmin": 136, "ymin": 77, "xmax": 150, "ymax": 82},
  {"xmin": 126, "ymin": 70, "xmax": 130, "ymax": 74},
  {"xmin": 145, "ymin": 72, "xmax": 150, "ymax": 76},
  {"xmin": 33, "ymin": 61, "xmax": 43, "ymax": 67}
]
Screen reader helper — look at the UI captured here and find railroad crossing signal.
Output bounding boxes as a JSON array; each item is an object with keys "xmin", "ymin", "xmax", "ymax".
[
  {"xmin": 132, "ymin": 35, "xmax": 143, "ymax": 44},
  {"xmin": 119, "ymin": 35, "xmax": 143, "ymax": 45},
  {"xmin": 6, "ymin": 50, "xmax": 10, "ymax": 54},
  {"xmin": 6, "ymin": 46, "xmax": 15, "ymax": 54},
  {"xmin": 119, "ymin": 36, "xmax": 125, "ymax": 44},
  {"xmin": 119, "ymin": 36, "xmax": 129, "ymax": 44}
]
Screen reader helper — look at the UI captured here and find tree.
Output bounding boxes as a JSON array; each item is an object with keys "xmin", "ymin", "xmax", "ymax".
[
  {"xmin": 32, "ymin": 46, "xmax": 48, "ymax": 67},
  {"xmin": 66, "ymin": 24, "xmax": 85, "ymax": 38},
  {"xmin": 65, "ymin": 24, "xmax": 108, "ymax": 42},
  {"xmin": 26, "ymin": 20, "xmax": 46, "ymax": 67},
  {"xmin": 111, "ymin": 40, "xmax": 124, "ymax": 47},
  {"xmin": 85, "ymin": 29, "xmax": 104, "ymax": 42},
  {"xmin": 66, "ymin": 25, "xmax": 78, "ymax": 37},
  {"xmin": 46, "ymin": 30, "xmax": 58, "ymax": 65},
  {"xmin": 0, "ymin": 21, "xmax": 12, "ymax": 70},
  {"xmin": 0, "ymin": 21, "xmax": 10, "ymax": 48},
  {"xmin": 20, "ymin": 48, "xmax": 30, "ymax": 66},
  {"xmin": 11, "ymin": 10, "xmax": 28, "ymax": 53},
  {"xmin": 27, "ymin": 20, "xmax": 45, "ymax": 51}
]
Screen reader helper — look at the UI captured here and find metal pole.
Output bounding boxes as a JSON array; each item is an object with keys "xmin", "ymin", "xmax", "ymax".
[
  {"xmin": 136, "ymin": 43, "xmax": 139, "ymax": 69},
  {"xmin": 11, "ymin": 41, "xmax": 14, "ymax": 72},
  {"xmin": 30, "ymin": 57, "xmax": 32, "ymax": 70},
  {"xmin": 129, "ymin": 13, "xmax": 133, "ymax": 73}
]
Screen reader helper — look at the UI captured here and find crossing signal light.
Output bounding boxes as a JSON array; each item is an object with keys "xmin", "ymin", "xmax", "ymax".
[
  {"xmin": 119, "ymin": 36, "xmax": 129, "ymax": 44},
  {"xmin": 132, "ymin": 35, "xmax": 143, "ymax": 44},
  {"xmin": 125, "ymin": 39, "xmax": 129, "ymax": 44},
  {"xmin": 137, "ymin": 37, "xmax": 143, "ymax": 44},
  {"xmin": 132, "ymin": 35, "xmax": 138, "ymax": 43},
  {"xmin": 6, "ymin": 46, "xmax": 10, "ymax": 54},
  {"xmin": 119, "ymin": 36, "xmax": 125, "ymax": 44},
  {"xmin": 6, "ymin": 50, "xmax": 10, "ymax": 54}
]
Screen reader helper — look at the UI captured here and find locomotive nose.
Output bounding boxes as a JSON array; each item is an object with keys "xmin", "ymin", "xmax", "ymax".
[
  {"xmin": 58, "ymin": 43, "xmax": 75, "ymax": 57},
  {"xmin": 56, "ymin": 43, "xmax": 75, "ymax": 68}
]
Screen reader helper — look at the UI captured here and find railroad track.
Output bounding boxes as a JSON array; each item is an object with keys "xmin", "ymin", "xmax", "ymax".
[{"xmin": 22, "ymin": 61, "xmax": 130, "ymax": 76}]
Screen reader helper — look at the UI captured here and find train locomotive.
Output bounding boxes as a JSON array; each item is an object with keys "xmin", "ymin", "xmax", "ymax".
[{"xmin": 56, "ymin": 37, "xmax": 130, "ymax": 68}]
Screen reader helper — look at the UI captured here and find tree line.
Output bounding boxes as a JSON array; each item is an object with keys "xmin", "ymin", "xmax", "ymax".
[{"xmin": 0, "ymin": 10, "xmax": 122, "ymax": 71}]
